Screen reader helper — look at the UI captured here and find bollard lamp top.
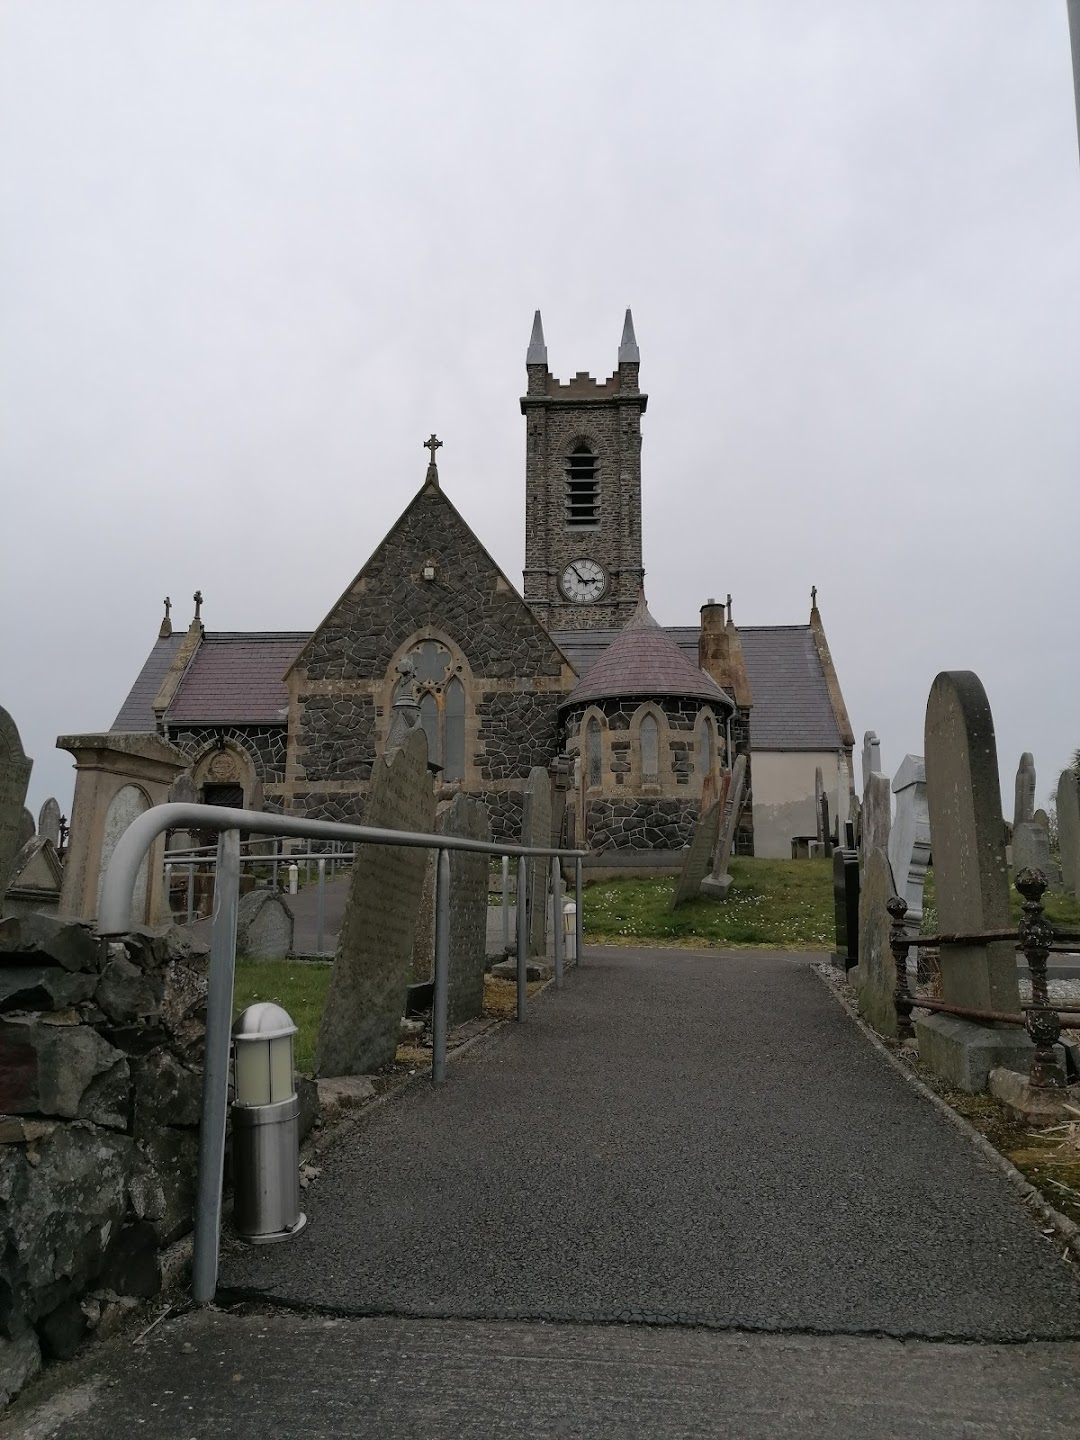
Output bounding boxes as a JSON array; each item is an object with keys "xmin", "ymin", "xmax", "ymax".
[{"xmin": 232, "ymin": 1001, "xmax": 298, "ymax": 1043}]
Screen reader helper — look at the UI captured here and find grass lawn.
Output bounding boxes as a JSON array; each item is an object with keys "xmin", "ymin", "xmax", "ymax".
[
  {"xmin": 583, "ymin": 857, "xmax": 834, "ymax": 950},
  {"xmin": 920, "ymin": 870, "xmax": 1080, "ymax": 933}
]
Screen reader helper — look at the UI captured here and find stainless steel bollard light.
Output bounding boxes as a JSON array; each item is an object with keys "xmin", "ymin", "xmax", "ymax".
[
  {"xmin": 231, "ymin": 1002, "xmax": 307, "ymax": 1244},
  {"xmin": 288, "ymin": 862, "xmax": 299, "ymax": 895},
  {"xmin": 563, "ymin": 900, "xmax": 577, "ymax": 963}
]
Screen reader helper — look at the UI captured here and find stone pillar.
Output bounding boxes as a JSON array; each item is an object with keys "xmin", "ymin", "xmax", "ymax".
[{"xmin": 56, "ymin": 734, "xmax": 187, "ymax": 927}]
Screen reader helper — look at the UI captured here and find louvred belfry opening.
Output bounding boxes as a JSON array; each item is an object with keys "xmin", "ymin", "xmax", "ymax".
[{"xmin": 565, "ymin": 444, "xmax": 599, "ymax": 526}]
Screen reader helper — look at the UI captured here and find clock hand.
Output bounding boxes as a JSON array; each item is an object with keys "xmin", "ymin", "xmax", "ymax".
[{"xmin": 571, "ymin": 566, "xmax": 587, "ymax": 583}]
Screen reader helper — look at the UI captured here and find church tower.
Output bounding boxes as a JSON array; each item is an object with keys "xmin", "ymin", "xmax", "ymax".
[{"xmin": 521, "ymin": 310, "xmax": 647, "ymax": 631}]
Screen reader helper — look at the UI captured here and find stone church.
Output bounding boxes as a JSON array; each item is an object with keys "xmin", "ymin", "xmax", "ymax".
[{"xmin": 105, "ymin": 312, "xmax": 855, "ymax": 865}]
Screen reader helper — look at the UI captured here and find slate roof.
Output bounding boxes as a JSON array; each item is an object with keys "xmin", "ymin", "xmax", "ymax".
[
  {"xmin": 111, "ymin": 632, "xmax": 185, "ymax": 732},
  {"xmin": 559, "ymin": 602, "xmax": 731, "ymax": 710},
  {"xmin": 165, "ymin": 633, "xmax": 309, "ymax": 726}
]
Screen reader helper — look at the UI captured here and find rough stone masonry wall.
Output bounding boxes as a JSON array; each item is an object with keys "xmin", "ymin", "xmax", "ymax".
[
  {"xmin": 0, "ymin": 914, "xmax": 208, "ymax": 1407},
  {"xmin": 585, "ymin": 798, "xmax": 699, "ymax": 852},
  {"xmin": 169, "ymin": 725, "xmax": 288, "ymax": 784}
]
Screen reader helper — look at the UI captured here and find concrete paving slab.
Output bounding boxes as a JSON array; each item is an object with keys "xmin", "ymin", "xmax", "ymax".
[
  {"xmin": 220, "ymin": 947, "xmax": 1080, "ymax": 1340},
  {"xmin": 6, "ymin": 1310, "xmax": 1080, "ymax": 1440}
]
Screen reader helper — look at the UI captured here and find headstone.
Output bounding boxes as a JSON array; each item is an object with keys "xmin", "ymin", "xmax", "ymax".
[
  {"xmin": 521, "ymin": 767, "xmax": 552, "ymax": 956},
  {"xmin": 699, "ymin": 754, "xmax": 749, "ymax": 900},
  {"xmin": 1013, "ymin": 752, "xmax": 1036, "ymax": 833},
  {"xmin": 1033, "ymin": 807, "xmax": 1050, "ymax": 833},
  {"xmin": 0, "ymin": 706, "xmax": 34, "ymax": 898},
  {"xmin": 814, "ymin": 767, "xmax": 825, "ymax": 844},
  {"xmin": 37, "ymin": 798, "xmax": 61, "ymax": 850},
  {"xmin": 315, "ymin": 728, "xmax": 434, "ymax": 1076},
  {"xmin": 1011, "ymin": 820, "xmax": 1051, "ymax": 880},
  {"xmin": 854, "ymin": 848, "xmax": 899, "ymax": 1037},
  {"xmin": 1056, "ymin": 769, "xmax": 1080, "ymax": 900},
  {"xmin": 923, "ymin": 671, "xmax": 1018, "ymax": 1014},
  {"xmin": 235, "ymin": 889, "xmax": 295, "ymax": 960},
  {"xmin": 832, "ymin": 846, "xmax": 859, "ymax": 970},
  {"xmin": 671, "ymin": 799, "xmax": 722, "ymax": 908},
  {"xmin": 17, "ymin": 808, "xmax": 35, "ymax": 849},
  {"xmin": 861, "ymin": 731, "xmax": 881, "ymax": 794},
  {"xmin": 439, "ymin": 793, "xmax": 492, "ymax": 1025},
  {"xmin": 861, "ymin": 773, "xmax": 891, "ymax": 859},
  {"xmin": 819, "ymin": 792, "xmax": 832, "ymax": 856},
  {"xmin": 1, "ymin": 835, "xmax": 64, "ymax": 917},
  {"xmin": 166, "ymin": 770, "xmax": 199, "ymax": 854},
  {"xmin": 408, "ymin": 850, "xmax": 438, "ymax": 984},
  {"xmin": 887, "ymin": 755, "xmax": 931, "ymax": 927}
]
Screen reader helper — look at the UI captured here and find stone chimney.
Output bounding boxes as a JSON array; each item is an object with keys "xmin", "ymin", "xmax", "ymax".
[{"xmin": 698, "ymin": 596, "xmax": 752, "ymax": 709}]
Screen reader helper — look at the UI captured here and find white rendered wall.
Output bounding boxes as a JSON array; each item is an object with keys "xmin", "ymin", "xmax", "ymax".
[{"xmin": 752, "ymin": 751, "xmax": 847, "ymax": 859}]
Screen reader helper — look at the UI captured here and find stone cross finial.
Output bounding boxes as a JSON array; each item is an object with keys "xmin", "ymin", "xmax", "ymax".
[
  {"xmin": 163, "ymin": 596, "xmax": 171, "ymax": 621},
  {"xmin": 159, "ymin": 595, "xmax": 173, "ymax": 639},
  {"xmin": 193, "ymin": 590, "xmax": 203, "ymax": 622},
  {"xmin": 424, "ymin": 434, "xmax": 442, "ymax": 464},
  {"xmin": 811, "ymin": 585, "xmax": 818, "ymax": 608}
]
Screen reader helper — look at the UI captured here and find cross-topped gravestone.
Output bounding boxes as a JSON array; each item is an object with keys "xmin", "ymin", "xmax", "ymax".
[
  {"xmin": 0, "ymin": 705, "xmax": 33, "ymax": 899},
  {"xmin": 924, "ymin": 671, "xmax": 1017, "ymax": 1014},
  {"xmin": 315, "ymin": 728, "xmax": 434, "ymax": 1076}
]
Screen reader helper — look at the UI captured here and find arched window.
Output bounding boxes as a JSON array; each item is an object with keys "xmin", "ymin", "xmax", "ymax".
[
  {"xmin": 443, "ymin": 677, "xmax": 465, "ymax": 781},
  {"xmin": 640, "ymin": 713, "xmax": 659, "ymax": 782},
  {"xmin": 586, "ymin": 718, "xmax": 602, "ymax": 788},
  {"xmin": 700, "ymin": 718, "xmax": 713, "ymax": 778},
  {"xmin": 565, "ymin": 442, "xmax": 599, "ymax": 526},
  {"xmin": 419, "ymin": 692, "xmax": 439, "ymax": 765}
]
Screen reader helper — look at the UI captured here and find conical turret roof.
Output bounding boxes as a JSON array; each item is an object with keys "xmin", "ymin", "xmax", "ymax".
[{"xmin": 561, "ymin": 595, "xmax": 732, "ymax": 709}]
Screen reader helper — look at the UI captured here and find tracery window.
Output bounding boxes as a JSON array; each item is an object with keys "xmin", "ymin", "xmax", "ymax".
[
  {"xmin": 393, "ymin": 639, "xmax": 467, "ymax": 778},
  {"xmin": 586, "ymin": 718, "xmax": 602, "ymax": 788}
]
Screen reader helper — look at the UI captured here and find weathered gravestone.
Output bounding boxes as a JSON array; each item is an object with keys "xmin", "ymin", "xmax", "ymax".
[
  {"xmin": 0, "ymin": 706, "xmax": 33, "ymax": 898},
  {"xmin": 522, "ymin": 767, "xmax": 552, "ymax": 956},
  {"xmin": 700, "ymin": 753, "xmax": 748, "ymax": 900},
  {"xmin": 832, "ymin": 845, "xmax": 859, "ymax": 970},
  {"xmin": 1013, "ymin": 752, "xmax": 1036, "ymax": 833},
  {"xmin": 1011, "ymin": 821, "xmax": 1051, "ymax": 881},
  {"xmin": 887, "ymin": 755, "xmax": 930, "ymax": 927},
  {"xmin": 17, "ymin": 808, "xmax": 35, "ymax": 850},
  {"xmin": 854, "ymin": 848, "xmax": 899, "ymax": 1037},
  {"xmin": 235, "ymin": 889, "xmax": 295, "ymax": 960},
  {"xmin": 440, "ymin": 793, "xmax": 492, "ymax": 1025},
  {"xmin": 814, "ymin": 767, "xmax": 825, "ymax": 844},
  {"xmin": 861, "ymin": 772, "xmax": 891, "ymax": 859},
  {"xmin": 861, "ymin": 731, "xmax": 881, "ymax": 794},
  {"xmin": 1056, "ymin": 769, "xmax": 1080, "ymax": 900},
  {"xmin": 671, "ymin": 799, "xmax": 721, "ymax": 908},
  {"xmin": 920, "ymin": 671, "xmax": 1030, "ymax": 1090},
  {"xmin": 315, "ymin": 728, "xmax": 434, "ymax": 1076},
  {"xmin": 37, "ymin": 797, "xmax": 61, "ymax": 850}
]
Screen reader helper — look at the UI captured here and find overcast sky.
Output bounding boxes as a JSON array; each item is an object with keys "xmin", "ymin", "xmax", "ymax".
[{"xmin": 2, "ymin": 1, "xmax": 1079, "ymax": 821}]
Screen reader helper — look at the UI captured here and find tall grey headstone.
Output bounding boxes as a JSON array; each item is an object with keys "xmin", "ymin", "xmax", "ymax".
[
  {"xmin": 315, "ymin": 729, "xmax": 434, "ymax": 1076},
  {"xmin": 1033, "ymin": 807, "xmax": 1050, "ymax": 833},
  {"xmin": 699, "ymin": 754, "xmax": 749, "ymax": 900},
  {"xmin": 888, "ymin": 755, "xmax": 930, "ymax": 927},
  {"xmin": 1013, "ymin": 752, "xmax": 1036, "ymax": 834},
  {"xmin": 0, "ymin": 706, "xmax": 33, "ymax": 898},
  {"xmin": 37, "ymin": 797, "xmax": 61, "ymax": 850},
  {"xmin": 17, "ymin": 808, "xmax": 35, "ymax": 849},
  {"xmin": 521, "ymin": 767, "xmax": 552, "ymax": 957},
  {"xmin": 814, "ymin": 766, "xmax": 825, "ymax": 844},
  {"xmin": 924, "ymin": 671, "xmax": 1017, "ymax": 1013},
  {"xmin": 235, "ymin": 889, "xmax": 295, "ymax": 960},
  {"xmin": 854, "ymin": 848, "xmax": 899, "ymax": 1038},
  {"xmin": 861, "ymin": 731, "xmax": 881, "ymax": 795},
  {"xmin": 861, "ymin": 773, "xmax": 892, "ymax": 860},
  {"xmin": 439, "ymin": 793, "xmax": 492, "ymax": 1025},
  {"xmin": 1056, "ymin": 769, "xmax": 1080, "ymax": 900},
  {"xmin": 1011, "ymin": 820, "xmax": 1052, "ymax": 880},
  {"xmin": 672, "ymin": 799, "xmax": 722, "ymax": 908}
]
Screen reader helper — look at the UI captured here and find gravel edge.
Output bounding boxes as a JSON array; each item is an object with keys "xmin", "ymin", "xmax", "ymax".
[{"xmin": 812, "ymin": 962, "xmax": 1080, "ymax": 1267}]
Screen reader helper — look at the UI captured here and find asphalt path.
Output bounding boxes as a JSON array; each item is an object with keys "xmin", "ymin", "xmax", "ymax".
[{"xmin": 219, "ymin": 946, "xmax": 1080, "ymax": 1340}]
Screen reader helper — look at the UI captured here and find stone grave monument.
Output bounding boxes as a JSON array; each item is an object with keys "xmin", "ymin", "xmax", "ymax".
[
  {"xmin": 920, "ymin": 671, "xmax": 1031, "ymax": 1089},
  {"xmin": 861, "ymin": 773, "xmax": 891, "ymax": 860},
  {"xmin": 671, "ymin": 798, "xmax": 721, "ymax": 908},
  {"xmin": 854, "ymin": 847, "xmax": 900, "ymax": 1037},
  {"xmin": 1013, "ymin": 752, "xmax": 1036, "ymax": 834},
  {"xmin": 832, "ymin": 845, "xmax": 859, "ymax": 970},
  {"xmin": 1056, "ymin": 769, "xmax": 1080, "ymax": 900},
  {"xmin": 315, "ymin": 728, "xmax": 434, "ymax": 1076},
  {"xmin": 235, "ymin": 889, "xmax": 295, "ymax": 960},
  {"xmin": 861, "ymin": 731, "xmax": 881, "ymax": 794},
  {"xmin": 521, "ymin": 766, "xmax": 552, "ymax": 956},
  {"xmin": 700, "ymin": 753, "xmax": 748, "ymax": 900},
  {"xmin": 37, "ymin": 797, "xmax": 61, "ymax": 850},
  {"xmin": 0, "ymin": 705, "xmax": 33, "ymax": 899},
  {"xmin": 888, "ymin": 754, "xmax": 931, "ymax": 928},
  {"xmin": 440, "ymin": 792, "xmax": 492, "ymax": 1025}
]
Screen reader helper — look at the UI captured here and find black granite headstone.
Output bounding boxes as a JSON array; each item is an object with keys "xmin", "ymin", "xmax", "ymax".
[{"xmin": 832, "ymin": 846, "xmax": 859, "ymax": 970}]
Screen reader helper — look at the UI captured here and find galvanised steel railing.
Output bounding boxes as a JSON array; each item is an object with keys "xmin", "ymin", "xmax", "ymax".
[{"xmin": 98, "ymin": 802, "xmax": 586, "ymax": 1305}]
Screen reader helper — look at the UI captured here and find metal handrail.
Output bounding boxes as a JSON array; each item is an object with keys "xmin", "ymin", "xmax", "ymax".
[{"xmin": 98, "ymin": 801, "xmax": 585, "ymax": 1307}]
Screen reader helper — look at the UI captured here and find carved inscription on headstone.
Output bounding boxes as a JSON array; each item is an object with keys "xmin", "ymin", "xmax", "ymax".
[
  {"xmin": 924, "ymin": 671, "xmax": 1018, "ymax": 1013},
  {"xmin": 521, "ymin": 767, "xmax": 552, "ymax": 957},
  {"xmin": 315, "ymin": 729, "xmax": 434, "ymax": 1076},
  {"xmin": 0, "ymin": 706, "xmax": 34, "ymax": 897},
  {"xmin": 671, "ymin": 799, "xmax": 721, "ymax": 909}
]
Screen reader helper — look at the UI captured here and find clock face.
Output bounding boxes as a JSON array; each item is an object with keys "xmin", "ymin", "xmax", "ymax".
[{"xmin": 561, "ymin": 558, "xmax": 607, "ymax": 604}]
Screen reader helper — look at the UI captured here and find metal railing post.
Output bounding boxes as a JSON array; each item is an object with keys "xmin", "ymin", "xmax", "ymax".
[
  {"xmin": 552, "ymin": 857, "xmax": 563, "ymax": 989},
  {"xmin": 316, "ymin": 857, "xmax": 326, "ymax": 955},
  {"xmin": 433, "ymin": 847, "xmax": 451, "ymax": 1084},
  {"xmin": 516, "ymin": 855, "xmax": 528, "ymax": 1022},
  {"xmin": 272, "ymin": 840, "xmax": 279, "ymax": 892},
  {"xmin": 575, "ymin": 858, "xmax": 583, "ymax": 967},
  {"xmin": 186, "ymin": 864, "xmax": 195, "ymax": 924},
  {"xmin": 192, "ymin": 827, "xmax": 241, "ymax": 1304},
  {"xmin": 164, "ymin": 862, "xmax": 172, "ymax": 918},
  {"xmin": 501, "ymin": 854, "xmax": 510, "ymax": 954}
]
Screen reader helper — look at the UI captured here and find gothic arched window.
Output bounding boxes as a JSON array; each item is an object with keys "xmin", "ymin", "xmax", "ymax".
[
  {"xmin": 565, "ymin": 442, "xmax": 599, "ymax": 526},
  {"xmin": 640, "ymin": 713, "xmax": 659, "ymax": 782},
  {"xmin": 700, "ymin": 717, "xmax": 713, "ymax": 779},
  {"xmin": 443, "ymin": 677, "xmax": 465, "ymax": 781},
  {"xmin": 392, "ymin": 640, "xmax": 469, "ymax": 779},
  {"xmin": 586, "ymin": 718, "xmax": 602, "ymax": 788}
]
